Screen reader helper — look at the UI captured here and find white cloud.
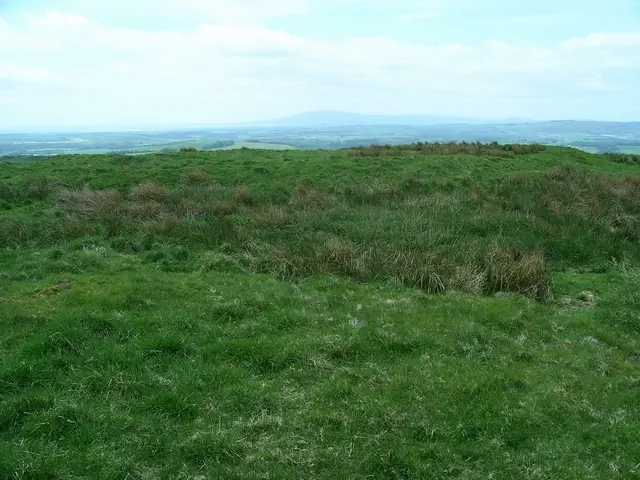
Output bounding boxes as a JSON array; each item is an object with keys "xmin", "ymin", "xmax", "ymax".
[
  {"xmin": 0, "ymin": 9, "xmax": 639, "ymax": 126},
  {"xmin": 193, "ymin": 25, "xmax": 311, "ymax": 55},
  {"xmin": 169, "ymin": 0, "xmax": 308, "ymax": 23},
  {"xmin": 0, "ymin": 62, "xmax": 66, "ymax": 87},
  {"xmin": 561, "ymin": 32, "xmax": 640, "ymax": 50},
  {"xmin": 579, "ymin": 78, "xmax": 621, "ymax": 92},
  {"xmin": 26, "ymin": 11, "xmax": 92, "ymax": 31},
  {"xmin": 394, "ymin": 11, "xmax": 441, "ymax": 21}
]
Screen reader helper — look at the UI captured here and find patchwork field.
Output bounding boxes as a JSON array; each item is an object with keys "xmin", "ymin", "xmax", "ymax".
[{"xmin": 1, "ymin": 145, "xmax": 639, "ymax": 478}]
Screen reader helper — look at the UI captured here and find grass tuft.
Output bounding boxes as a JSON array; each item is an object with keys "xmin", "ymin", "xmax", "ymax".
[
  {"xmin": 254, "ymin": 205, "xmax": 291, "ymax": 227},
  {"xmin": 26, "ymin": 178, "xmax": 50, "ymax": 200},
  {"xmin": 484, "ymin": 247, "xmax": 550, "ymax": 299},
  {"xmin": 58, "ymin": 187, "xmax": 122, "ymax": 234},
  {"xmin": 182, "ymin": 168, "xmax": 212, "ymax": 185},
  {"xmin": 290, "ymin": 183, "xmax": 332, "ymax": 209},
  {"xmin": 231, "ymin": 186, "xmax": 255, "ymax": 206},
  {"xmin": 131, "ymin": 182, "xmax": 171, "ymax": 203}
]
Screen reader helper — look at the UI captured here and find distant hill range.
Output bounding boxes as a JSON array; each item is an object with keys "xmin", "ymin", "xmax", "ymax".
[
  {"xmin": 235, "ymin": 113, "xmax": 640, "ymax": 153},
  {"xmin": 2, "ymin": 111, "xmax": 638, "ymax": 157},
  {"xmin": 244, "ymin": 110, "xmax": 532, "ymax": 127}
]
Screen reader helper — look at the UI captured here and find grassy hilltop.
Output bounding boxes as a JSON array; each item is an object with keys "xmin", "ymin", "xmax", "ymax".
[{"xmin": 1, "ymin": 144, "xmax": 639, "ymax": 478}]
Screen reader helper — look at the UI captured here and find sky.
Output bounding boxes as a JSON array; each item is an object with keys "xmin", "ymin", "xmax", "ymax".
[{"xmin": 0, "ymin": 0, "xmax": 639, "ymax": 129}]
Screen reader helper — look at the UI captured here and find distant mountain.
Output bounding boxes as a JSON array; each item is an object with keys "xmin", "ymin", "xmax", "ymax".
[{"xmin": 245, "ymin": 110, "xmax": 534, "ymax": 127}]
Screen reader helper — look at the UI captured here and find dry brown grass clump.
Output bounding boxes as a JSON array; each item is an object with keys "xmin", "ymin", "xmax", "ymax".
[
  {"xmin": 58, "ymin": 187, "xmax": 122, "ymax": 220},
  {"xmin": 0, "ymin": 181, "xmax": 13, "ymax": 201},
  {"xmin": 131, "ymin": 182, "xmax": 171, "ymax": 203},
  {"xmin": 171, "ymin": 200, "xmax": 205, "ymax": 220},
  {"xmin": 127, "ymin": 201, "xmax": 165, "ymax": 219},
  {"xmin": 290, "ymin": 183, "xmax": 332, "ymax": 210},
  {"xmin": 447, "ymin": 264, "xmax": 486, "ymax": 294},
  {"xmin": 183, "ymin": 168, "xmax": 211, "ymax": 185},
  {"xmin": 386, "ymin": 251, "xmax": 447, "ymax": 293},
  {"xmin": 26, "ymin": 179, "xmax": 50, "ymax": 200},
  {"xmin": 344, "ymin": 182, "xmax": 401, "ymax": 205},
  {"xmin": 254, "ymin": 246, "xmax": 300, "ymax": 279},
  {"xmin": 324, "ymin": 237, "xmax": 357, "ymax": 273},
  {"xmin": 231, "ymin": 187, "xmax": 255, "ymax": 206},
  {"xmin": 484, "ymin": 247, "xmax": 549, "ymax": 299},
  {"xmin": 536, "ymin": 167, "xmax": 640, "ymax": 237},
  {"xmin": 254, "ymin": 205, "xmax": 291, "ymax": 228},
  {"xmin": 209, "ymin": 200, "xmax": 239, "ymax": 216},
  {"xmin": 141, "ymin": 213, "xmax": 183, "ymax": 235}
]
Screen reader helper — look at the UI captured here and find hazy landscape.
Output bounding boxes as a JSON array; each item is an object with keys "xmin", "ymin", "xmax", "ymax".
[{"xmin": 2, "ymin": 112, "xmax": 640, "ymax": 157}]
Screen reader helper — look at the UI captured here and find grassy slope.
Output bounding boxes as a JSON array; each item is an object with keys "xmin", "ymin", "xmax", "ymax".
[{"xmin": 1, "ymin": 147, "xmax": 640, "ymax": 479}]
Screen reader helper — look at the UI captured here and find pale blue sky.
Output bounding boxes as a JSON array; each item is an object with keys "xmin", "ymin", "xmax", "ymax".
[{"xmin": 1, "ymin": 0, "xmax": 639, "ymax": 129}]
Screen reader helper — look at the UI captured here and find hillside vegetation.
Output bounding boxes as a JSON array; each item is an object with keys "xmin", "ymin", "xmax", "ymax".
[{"xmin": 1, "ymin": 145, "xmax": 639, "ymax": 478}]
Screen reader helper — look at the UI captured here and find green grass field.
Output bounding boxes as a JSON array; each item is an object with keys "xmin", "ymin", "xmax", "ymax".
[
  {"xmin": 216, "ymin": 141, "xmax": 297, "ymax": 150},
  {"xmin": 1, "ymin": 145, "xmax": 639, "ymax": 478}
]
